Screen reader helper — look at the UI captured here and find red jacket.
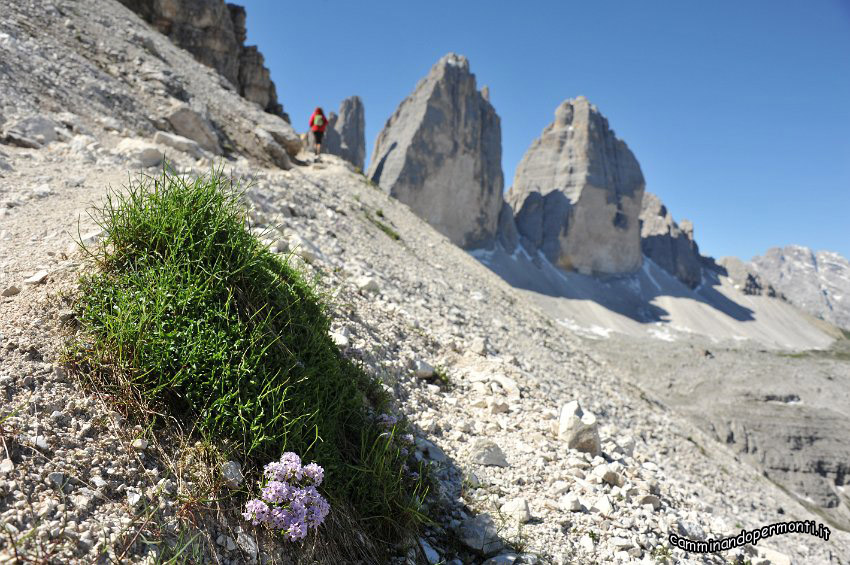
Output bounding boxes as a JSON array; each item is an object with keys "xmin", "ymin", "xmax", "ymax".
[{"xmin": 309, "ymin": 110, "xmax": 328, "ymax": 132}]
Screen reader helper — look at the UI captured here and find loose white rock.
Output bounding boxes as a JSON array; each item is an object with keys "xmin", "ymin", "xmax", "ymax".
[
  {"xmin": 558, "ymin": 492, "xmax": 583, "ymax": 512},
  {"xmin": 500, "ymin": 497, "xmax": 531, "ymax": 523},
  {"xmin": 126, "ymin": 488, "xmax": 143, "ymax": 507},
  {"xmin": 470, "ymin": 439, "xmax": 509, "ymax": 467},
  {"xmin": 413, "ymin": 359, "xmax": 436, "ymax": 379},
  {"xmin": 24, "ymin": 271, "xmax": 48, "ymax": 285},
  {"xmin": 115, "ymin": 138, "xmax": 163, "ymax": 168},
  {"xmin": 557, "ymin": 400, "xmax": 601, "ymax": 456},
  {"xmin": 355, "ymin": 276, "xmax": 380, "ymax": 294},
  {"xmin": 221, "ymin": 461, "xmax": 243, "ymax": 489},
  {"xmin": 153, "ymin": 130, "xmax": 203, "ymax": 157},
  {"xmin": 288, "ymin": 233, "xmax": 319, "ymax": 261},
  {"xmin": 591, "ymin": 494, "xmax": 614, "ymax": 516}
]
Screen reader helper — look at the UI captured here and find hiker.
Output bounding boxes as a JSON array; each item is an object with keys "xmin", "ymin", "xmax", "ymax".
[{"xmin": 309, "ymin": 107, "xmax": 328, "ymax": 156}]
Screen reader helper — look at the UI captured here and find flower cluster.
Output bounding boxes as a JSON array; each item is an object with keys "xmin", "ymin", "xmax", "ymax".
[
  {"xmin": 243, "ymin": 452, "xmax": 330, "ymax": 542},
  {"xmin": 376, "ymin": 413, "xmax": 398, "ymax": 429}
]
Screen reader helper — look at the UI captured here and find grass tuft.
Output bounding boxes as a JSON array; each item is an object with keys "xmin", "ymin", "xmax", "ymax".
[
  {"xmin": 67, "ymin": 166, "xmax": 427, "ymax": 546},
  {"xmin": 364, "ymin": 210, "xmax": 401, "ymax": 241}
]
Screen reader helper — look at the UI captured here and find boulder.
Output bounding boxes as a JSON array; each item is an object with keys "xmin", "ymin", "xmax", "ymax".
[
  {"xmin": 457, "ymin": 514, "xmax": 504, "ymax": 555},
  {"xmin": 413, "ymin": 359, "xmax": 436, "ymax": 379},
  {"xmin": 557, "ymin": 400, "xmax": 601, "ymax": 456},
  {"xmin": 221, "ymin": 461, "xmax": 243, "ymax": 489},
  {"xmin": 499, "ymin": 498, "xmax": 531, "ymax": 523},
  {"xmin": 470, "ymin": 439, "xmax": 509, "ymax": 467},
  {"xmin": 639, "ymin": 192, "xmax": 703, "ymax": 288},
  {"xmin": 506, "ymin": 97, "xmax": 645, "ymax": 275},
  {"xmin": 3, "ymin": 116, "xmax": 65, "ymax": 148},
  {"xmin": 367, "ymin": 53, "xmax": 504, "ymax": 249},
  {"xmin": 165, "ymin": 101, "xmax": 220, "ymax": 154},
  {"xmin": 153, "ymin": 131, "xmax": 202, "ymax": 157},
  {"xmin": 253, "ymin": 128, "xmax": 292, "ymax": 169},
  {"xmin": 323, "ymin": 96, "xmax": 366, "ymax": 170},
  {"xmin": 115, "ymin": 138, "xmax": 163, "ymax": 168},
  {"xmin": 260, "ymin": 119, "xmax": 302, "ymax": 158}
]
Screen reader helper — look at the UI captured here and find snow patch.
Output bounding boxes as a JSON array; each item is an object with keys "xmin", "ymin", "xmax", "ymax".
[{"xmin": 557, "ymin": 318, "xmax": 613, "ymax": 339}]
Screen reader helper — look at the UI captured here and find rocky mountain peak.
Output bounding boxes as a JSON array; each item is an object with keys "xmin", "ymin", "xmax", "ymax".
[
  {"xmin": 439, "ymin": 52, "xmax": 470, "ymax": 71},
  {"xmin": 323, "ymin": 96, "xmax": 366, "ymax": 170},
  {"xmin": 505, "ymin": 97, "xmax": 645, "ymax": 275},
  {"xmin": 367, "ymin": 53, "xmax": 503, "ymax": 249}
]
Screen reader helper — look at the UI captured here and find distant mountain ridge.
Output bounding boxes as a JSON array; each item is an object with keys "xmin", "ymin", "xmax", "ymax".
[
  {"xmin": 365, "ymin": 51, "xmax": 848, "ymax": 345},
  {"xmin": 752, "ymin": 245, "xmax": 850, "ymax": 330}
]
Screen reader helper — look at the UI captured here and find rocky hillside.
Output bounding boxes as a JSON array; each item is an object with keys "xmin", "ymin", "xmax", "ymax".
[
  {"xmin": 118, "ymin": 0, "xmax": 287, "ymax": 118},
  {"xmin": 1, "ymin": 1, "xmax": 849, "ymax": 564},
  {"xmin": 753, "ymin": 246, "xmax": 850, "ymax": 330}
]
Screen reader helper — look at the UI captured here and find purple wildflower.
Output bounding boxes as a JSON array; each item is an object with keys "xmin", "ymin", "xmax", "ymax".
[
  {"xmin": 305, "ymin": 494, "xmax": 330, "ymax": 527},
  {"xmin": 261, "ymin": 480, "xmax": 291, "ymax": 504},
  {"xmin": 279, "ymin": 452, "xmax": 303, "ymax": 481},
  {"xmin": 280, "ymin": 452, "xmax": 301, "ymax": 468},
  {"xmin": 302, "ymin": 462, "xmax": 324, "ymax": 486},
  {"xmin": 244, "ymin": 453, "xmax": 330, "ymax": 542},
  {"xmin": 377, "ymin": 413, "xmax": 398, "ymax": 429},
  {"xmin": 263, "ymin": 461, "xmax": 285, "ymax": 482},
  {"xmin": 285, "ymin": 518, "xmax": 307, "ymax": 541},
  {"xmin": 242, "ymin": 499, "xmax": 270, "ymax": 526}
]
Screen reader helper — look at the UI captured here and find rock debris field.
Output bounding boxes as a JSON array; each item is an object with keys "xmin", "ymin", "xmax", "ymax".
[{"xmin": 1, "ymin": 0, "xmax": 849, "ymax": 563}]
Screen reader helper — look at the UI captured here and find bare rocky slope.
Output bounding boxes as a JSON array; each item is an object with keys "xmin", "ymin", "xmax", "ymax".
[
  {"xmin": 117, "ymin": 0, "xmax": 288, "ymax": 118},
  {"xmin": 1, "ymin": 1, "xmax": 849, "ymax": 564}
]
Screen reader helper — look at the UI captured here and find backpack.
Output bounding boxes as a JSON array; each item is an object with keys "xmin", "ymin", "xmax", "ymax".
[{"xmin": 313, "ymin": 113, "xmax": 324, "ymax": 127}]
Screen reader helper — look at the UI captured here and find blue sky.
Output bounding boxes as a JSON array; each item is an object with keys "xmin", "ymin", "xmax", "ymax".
[{"xmin": 239, "ymin": 1, "xmax": 850, "ymax": 260}]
